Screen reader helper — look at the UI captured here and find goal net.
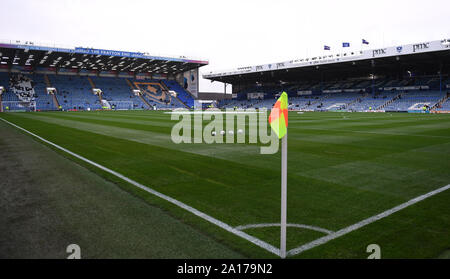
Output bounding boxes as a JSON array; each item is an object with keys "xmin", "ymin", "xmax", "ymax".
[
  {"xmin": 2, "ymin": 101, "xmax": 36, "ymax": 112},
  {"xmin": 108, "ymin": 101, "xmax": 135, "ymax": 110}
]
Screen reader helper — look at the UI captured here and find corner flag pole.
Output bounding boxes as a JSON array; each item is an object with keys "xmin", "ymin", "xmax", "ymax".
[
  {"xmin": 268, "ymin": 91, "xmax": 289, "ymax": 258},
  {"xmin": 280, "ymin": 132, "xmax": 287, "ymax": 258}
]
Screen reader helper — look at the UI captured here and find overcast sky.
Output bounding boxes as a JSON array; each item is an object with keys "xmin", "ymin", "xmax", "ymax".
[{"xmin": 2, "ymin": 0, "xmax": 449, "ymax": 93}]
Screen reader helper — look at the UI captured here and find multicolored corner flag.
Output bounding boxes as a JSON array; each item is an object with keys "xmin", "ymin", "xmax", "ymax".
[{"xmin": 269, "ymin": 92, "xmax": 288, "ymax": 139}]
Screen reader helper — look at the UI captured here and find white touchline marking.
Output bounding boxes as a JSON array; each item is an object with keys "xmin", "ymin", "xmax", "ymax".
[
  {"xmin": 287, "ymin": 183, "xmax": 450, "ymax": 256},
  {"xmin": 3, "ymin": 116, "xmax": 449, "ymax": 258},
  {"xmin": 0, "ymin": 117, "xmax": 280, "ymax": 257},
  {"xmin": 235, "ymin": 223, "xmax": 334, "ymax": 235}
]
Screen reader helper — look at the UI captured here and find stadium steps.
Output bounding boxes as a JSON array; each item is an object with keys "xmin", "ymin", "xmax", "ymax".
[
  {"xmin": 141, "ymin": 83, "xmax": 167, "ymax": 105},
  {"xmin": 138, "ymin": 94, "xmax": 152, "ymax": 109},
  {"xmin": 345, "ymin": 93, "xmax": 366, "ymax": 108},
  {"xmin": 125, "ymin": 78, "xmax": 163, "ymax": 107},
  {"xmin": 162, "ymin": 80, "xmax": 195, "ymax": 109},
  {"xmin": 124, "ymin": 78, "xmax": 151, "ymax": 109},
  {"xmin": 97, "ymin": 92, "xmax": 112, "ymax": 109},
  {"xmin": 377, "ymin": 92, "xmax": 403, "ymax": 110},
  {"xmin": 87, "ymin": 76, "xmax": 99, "ymax": 99},
  {"xmin": 87, "ymin": 76, "xmax": 96, "ymax": 89},
  {"xmin": 88, "ymin": 77, "xmax": 110, "ymax": 109},
  {"xmin": 43, "ymin": 75, "xmax": 61, "ymax": 110},
  {"xmin": 125, "ymin": 78, "xmax": 136, "ymax": 90},
  {"xmin": 133, "ymin": 83, "xmax": 166, "ymax": 105},
  {"xmin": 175, "ymin": 80, "xmax": 196, "ymax": 100},
  {"xmin": 431, "ymin": 93, "xmax": 449, "ymax": 110},
  {"xmin": 96, "ymin": 91, "xmax": 103, "ymax": 102},
  {"xmin": 44, "ymin": 75, "xmax": 52, "ymax": 88},
  {"xmin": 159, "ymin": 81, "xmax": 190, "ymax": 109},
  {"xmin": 51, "ymin": 93, "xmax": 60, "ymax": 110},
  {"xmin": 142, "ymin": 91, "xmax": 165, "ymax": 105},
  {"xmin": 305, "ymin": 94, "xmax": 329, "ymax": 109}
]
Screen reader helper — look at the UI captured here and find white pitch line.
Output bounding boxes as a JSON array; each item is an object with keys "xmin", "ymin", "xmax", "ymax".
[
  {"xmin": 287, "ymin": 183, "xmax": 450, "ymax": 256},
  {"xmin": 0, "ymin": 117, "xmax": 280, "ymax": 257},
  {"xmin": 235, "ymin": 223, "xmax": 334, "ymax": 235}
]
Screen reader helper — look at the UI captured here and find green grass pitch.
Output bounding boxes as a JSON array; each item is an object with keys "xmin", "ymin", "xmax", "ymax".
[{"xmin": 1, "ymin": 110, "xmax": 449, "ymax": 258}]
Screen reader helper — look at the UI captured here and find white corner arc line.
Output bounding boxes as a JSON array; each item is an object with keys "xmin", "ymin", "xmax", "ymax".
[
  {"xmin": 0, "ymin": 117, "xmax": 280, "ymax": 257},
  {"xmin": 287, "ymin": 183, "xmax": 450, "ymax": 256},
  {"xmin": 235, "ymin": 223, "xmax": 334, "ymax": 235}
]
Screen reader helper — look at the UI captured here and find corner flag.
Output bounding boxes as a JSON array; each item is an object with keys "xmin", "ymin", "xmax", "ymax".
[
  {"xmin": 269, "ymin": 91, "xmax": 289, "ymax": 258},
  {"xmin": 269, "ymin": 92, "xmax": 288, "ymax": 139}
]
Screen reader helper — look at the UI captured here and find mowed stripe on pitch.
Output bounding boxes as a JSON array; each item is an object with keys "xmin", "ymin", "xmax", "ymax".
[
  {"xmin": 2, "ymin": 112, "xmax": 450, "ymax": 256},
  {"xmin": 2, "ymin": 114, "xmax": 449, "ymax": 258}
]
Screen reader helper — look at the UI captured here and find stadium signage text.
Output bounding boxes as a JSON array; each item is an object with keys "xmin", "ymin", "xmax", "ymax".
[
  {"xmin": 372, "ymin": 48, "xmax": 387, "ymax": 57},
  {"xmin": 413, "ymin": 43, "xmax": 430, "ymax": 52}
]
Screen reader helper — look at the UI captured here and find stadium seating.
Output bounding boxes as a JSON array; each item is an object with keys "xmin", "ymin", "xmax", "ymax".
[
  {"xmin": 383, "ymin": 90, "xmax": 445, "ymax": 111},
  {"xmin": 313, "ymin": 93, "xmax": 361, "ymax": 110},
  {"xmin": 90, "ymin": 76, "xmax": 146, "ymax": 110},
  {"xmin": 0, "ymin": 72, "xmax": 35, "ymax": 111},
  {"xmin": 47, "ymin": 75, "xmax": 102, "ymax": 110},
  {"xmin": 132, "ymin": 79, "xmax": 186, "ymax": 109},
  {"xmin": 436, "ymin": 98, "xmax": 450, "ymax": 111},
  {"xmin": 347, "ymin": 92, "xmax": 399, "ymax": 111},
  {"xmin": 220, "ymin": 75, "xmax": 450, "ymax": 112},
  {"xmin": 0, "ymin": 72, "xmax": 193, "ymax": 111},
  {"xmin": 1, "ymin": 71, "xmax": 449, "ymax": 113},
  {"xmin": 162, "ymin": 80, "xmax": 195, "ymax": 109},
  {"xmin": 31, "ymin": 74, "xmax": 56, "ymax": 111}
]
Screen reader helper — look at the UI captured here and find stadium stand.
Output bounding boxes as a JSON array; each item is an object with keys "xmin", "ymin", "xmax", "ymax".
[
  {"xmin": 216, "ymin": 75, "xmax": 450, "ymax": 112},
  {"xmin": 0, "ymin": 41, "xmax": 207, "ymax": 111},
  {"xmin": 0, "ymin": 72, "xmax": 193, "ymax": 111},
  {"xmin": 206, "ymin": 39, "xmax": 450, "ymax": 114},
  {"xmin": 1, "ymin": 39, "xmax": 449, "ymax": 113}
]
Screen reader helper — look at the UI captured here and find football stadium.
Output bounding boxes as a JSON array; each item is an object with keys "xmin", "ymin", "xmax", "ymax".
[{"xmin": 1, "ymin": 1, "xmax": 449, "ymax": 264}]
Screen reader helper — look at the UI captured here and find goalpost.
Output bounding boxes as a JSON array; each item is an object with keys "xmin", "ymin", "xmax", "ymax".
[
  {"xmin": 0, "ymin": 86, "xmax": 4, "ymax": 112},
  {"xmin": 2, "ymin": 101, "xmax": 36, "ymax": 112},
  {"xmin": 108, "ymin": 101, "xmax": 135, "ymax": 110}
]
